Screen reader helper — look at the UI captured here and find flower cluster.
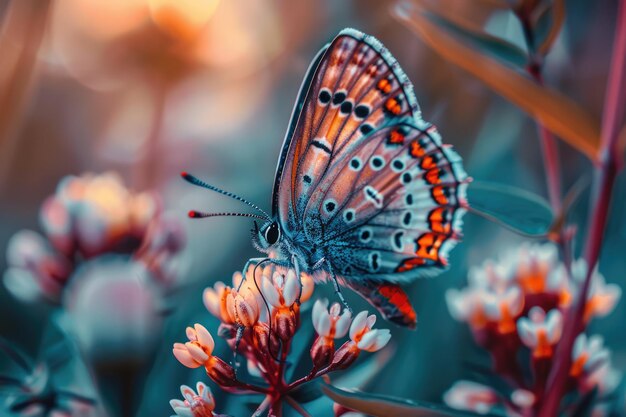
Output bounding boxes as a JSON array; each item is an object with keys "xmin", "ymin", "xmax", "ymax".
[
  {"xmin": 3, "ymin": 172, "xmax": 186, "ymax": 365},
  {"xmin": 445, "ymin": 243, "xmax": 621, "ymax": 416},
  {"xmin": 3, "ymin": 172, "xmax": 184, "ymax": 304},
  {"xmin": 172, "ymin": 263, "xmax": 391, "ymax": 416}
]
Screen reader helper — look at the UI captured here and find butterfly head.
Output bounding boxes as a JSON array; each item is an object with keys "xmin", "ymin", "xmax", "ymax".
[{"xmin": 252, "ymin": 219, "xmax": 283, "ymax": 252}]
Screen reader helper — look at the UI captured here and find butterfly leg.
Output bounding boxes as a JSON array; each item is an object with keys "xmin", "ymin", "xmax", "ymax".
[
  {"xmin": 238, "ymin": 257, "xmax": 273, "ymax": 291},
  {"xmin": 325, "ymin": 259, "xmax": 352, "ymax": 314}
]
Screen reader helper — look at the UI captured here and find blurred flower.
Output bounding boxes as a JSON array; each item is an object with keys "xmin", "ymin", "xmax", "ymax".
[
  {"xmin": 4, "ymin": 172, "xmax": 185, "ymax": 308},
  {"xmin": 552, "ymin": 260, "xmax": 622, "ymax": 322},
  {"xmin": 571, "ymin": 334, "xmax": 621, "ymax": 395},
  {"xmin": 64, "ymin": 256, "xmax": 163, "ymax": 362},
  {"xmin": 444, "ymin": 242, "xmax": 622, "ymax": 416},
  {"xmin": 40, "ymin": 172, "xmax": 158, "ymax": 257},
  {"xmin": 4, "ymin": 230, "xmax": 71, "ymax": 302},
  {"xmin": 517, "ymin": 307, "xmax": 563, "ymax": 358},
  {"xmin": 443, "ymin": 381, "xmax": 499, "ymax": 415},
  {"xmin": 170, "ymin": 382, "xmax": 216, "ymax": 417}
]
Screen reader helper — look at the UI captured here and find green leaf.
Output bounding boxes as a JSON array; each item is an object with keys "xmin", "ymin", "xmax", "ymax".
[
  {"xmin": 393, "ymin": 1, "xmax": 601, "ymax": 160},
  {"xmin": 414, "ymin": 4, "xmax": 528, "ymax": 68},
  {"xmin": 532, "ymin": 0, "xmax": 565, "ymax": 56},
  {"xmin": 467, "ymin": 181, "xmax": 554, "ymax": 236},
  {"xmin": 322, "ymin": 383, "xmax": 499, "ymax": 417}
]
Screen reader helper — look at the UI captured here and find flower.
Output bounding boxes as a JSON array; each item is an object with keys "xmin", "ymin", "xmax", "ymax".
[
  {"xmin": 312, "ymin": 299, "xmax": 352, "ymax": 339},
  {"xmin": 558, "ymin": 260, "xmax": 622, "ymax": 321},
  {"xmin": 311, "ymin": 299, "xmax": 352, "ymax": 369},
  {"xmin": 170, "ymin": 382, "xmax": 216, "ymax": 417},
  {"xmin": 517, "ymin": 307, "xmax": 563, "ymax": 358},
  {"xmin": 571, "ymin": 334, "xmax": 610, "ymax": 378},
  {"xmin": 40, "ymin": 172, "xmax": 158, "ymax": 257},
  {"xmin": 571, "ymin": 334, "xmax": 621, "ymax": 394},
  {"xmin": 3, "ymin": 230, "xmax": 71, "ymax": 302},
  {"xmin": 446, "ymin": 243, "xmax": 570, "ymax": 335},
  {"xmin": 348, "ymin": 311, "xmax": 391, "ymax": 352},
  {"xmin": 443, "ymin": 381, "xmax": 499, "ymax": 415},
  {"xmin": 331, "ymin": 311, "xmax": 391, "ymax": 371},
  {"xmin": 233, "ymin": 288, "xmax": 261, "ymax": 327},
  {"xmin": 65, "ymin": 256, "xmax": 162, "ymax": 361},
  {"xmin": 262, "ymin": 268, "xmax": 301, "ymax": 341},
  {"xmin": 173, "ymin": 323, "xmax": 215, "ymax": 368},
  {"xmin": 173, "ymin": 324, "xmax": 236, "ymax": 387},
  {"xmin": 203, "ymin": 282, "xmax": 235, "ymax": 324},
  {"xmin": 262, "ymin": 268, "xmax": 301, "ymax": 309}
]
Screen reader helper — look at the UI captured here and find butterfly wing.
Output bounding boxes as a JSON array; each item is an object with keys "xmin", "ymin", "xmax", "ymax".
[
  {"xmin": 344, "ymin": 280, "xmax": 417, "ymax": 328},
  {"xmin": 272, "ymin": 29, "xmax": 468, "ymax": 326},
  {"xmin": 273, "ymin": 28, "xmax": 420, "ymax": 231}
]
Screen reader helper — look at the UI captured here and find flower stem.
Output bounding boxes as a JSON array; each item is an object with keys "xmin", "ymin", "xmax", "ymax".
[
  {"xmin": 519, "ymin": 11, "xmax": 563, "ymax": 212},
  {"xmin": 537, "ymin": 1, "xmax": 626, "ymax": 415},
  {"xmin": 285, "ymin": 396, "xmax": 312, "ymax": 417}
]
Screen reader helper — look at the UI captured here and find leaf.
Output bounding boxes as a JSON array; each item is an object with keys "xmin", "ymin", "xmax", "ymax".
[
  {"xmin": 414, "ymin": 1, "xmax": 528, "ymax": 67},
  {"xmin": 393, "ymin": 1, "xmax": 601, "ymax": 160},
  {"xmin": 322, "ymin": 383, "xmax": 499, "ymax": 417},
  {"xmin": 534, "ymin": 0, "xmax": 566, "ymax": 56},
  {"xmin": 467, "ymin": 181, "xmax": 554, "ymax": 236}
]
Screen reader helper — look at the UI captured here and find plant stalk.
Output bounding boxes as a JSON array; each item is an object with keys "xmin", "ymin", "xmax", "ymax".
[{"xmin": 537, "ymin": 1, "xmax": 626, "ymax": 415}]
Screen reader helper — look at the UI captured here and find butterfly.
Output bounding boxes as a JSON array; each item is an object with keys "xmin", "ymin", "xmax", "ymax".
[{"xmin": 182, "ymin": 28, "xmax": 470, "ymax": 328}]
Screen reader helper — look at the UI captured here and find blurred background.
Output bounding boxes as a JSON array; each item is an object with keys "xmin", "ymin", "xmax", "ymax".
[{"xmin": 0, "ymin": 0, "xmax": 624, "ymax": 416}]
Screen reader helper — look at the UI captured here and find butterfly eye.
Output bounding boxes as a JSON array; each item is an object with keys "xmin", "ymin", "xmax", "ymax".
[{"xmin": 264, "ymin": 222, "xmax": 280, "ymax": 245}]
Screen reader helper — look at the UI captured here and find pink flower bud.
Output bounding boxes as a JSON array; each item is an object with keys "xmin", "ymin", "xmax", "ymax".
[
  {"xmin": 330, "ymin": 341, "xmax": 360, "ymax": 370},
  {"xmin": 310, "ymin": 336, "xmax": 335, "ymax": 370}
]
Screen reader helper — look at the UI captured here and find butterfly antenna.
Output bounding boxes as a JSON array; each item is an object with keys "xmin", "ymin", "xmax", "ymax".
[
  {"xmin": 181, "ymin": 172, "xmax": 271, "ymax": 220},
  {"xmin": 187, "ymin": 211, "xmax": 269, "ymax": 221}
]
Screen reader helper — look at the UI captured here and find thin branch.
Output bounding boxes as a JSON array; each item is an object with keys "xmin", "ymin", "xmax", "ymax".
[{"xmin": 285, "ymin": 396, "xmax": 312, "ymax": 417}]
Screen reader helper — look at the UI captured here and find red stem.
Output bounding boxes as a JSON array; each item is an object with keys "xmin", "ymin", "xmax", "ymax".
[{"xmin": 537, "ymin": 1, "xmax": 626, "ymax": 415}]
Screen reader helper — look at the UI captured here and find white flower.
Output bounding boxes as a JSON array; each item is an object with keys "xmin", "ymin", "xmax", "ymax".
[
  {"xmin": 517, "ymin": 307, "xmax": 563, "ymax": 358},
  {"xmin": 443, "ymin": 381, "xmax": 498, "ymax": 415},
  {"xmin": 261, "ymin": 269, "xmax": 300, "ymax": 308},
  {"xmin": 348, "ymin": 311, "xmax": 391, "ymax": 352},
  {"xmin": 170, "ymin": 381, "xmax": 216, "ymax": 417},
  {"xmin": 312, "ymin": 298, "xmax": 351, "ymax": 338}
]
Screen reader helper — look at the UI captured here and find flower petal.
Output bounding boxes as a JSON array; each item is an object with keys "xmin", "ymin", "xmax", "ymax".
[
  {"xmin": 185, "ymin": 342, "xmax": 209, "ymax": 363},
  {"xmin": 350, "ymin": 311, "xmax": 369, "ymax": 341},
  {"xmin": 180, "ymin": 384, "xmax": 195, "ymax": 402},
  {"xmin": 282, "ymin": 270, "xmax": 300, "ymax": 306},
  {"xmin": 194, "ymin": 323, "xmax": 214, "ymax": 354},
  {"xmin": 334, "ymin": 310, "xmax": 352, "ymax": 339},
  {"xmin": 173, "ymin": 344, "xmax": 200, "ymax": 368},
  {"xmin": 262, "ymin": 277, "xmax": 281, "ymax": 307},
  {"xmin": 203, "ymin": 288, "xmax": 221, "ymax": 318}
]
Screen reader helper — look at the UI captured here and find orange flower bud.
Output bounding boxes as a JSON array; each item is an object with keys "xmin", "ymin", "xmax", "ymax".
[
  {"xmin": 205, "ymin": 356, "xmax": 237, "ymax": 388},
  {"xmin": 274, "ymin": 309, "xmax": 297, "ymax": 342}
]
